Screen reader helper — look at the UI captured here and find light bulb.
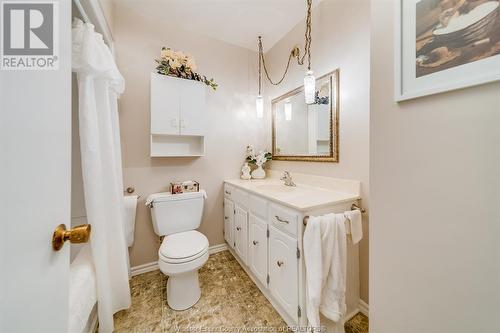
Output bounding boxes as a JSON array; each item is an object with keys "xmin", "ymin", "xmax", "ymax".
[
  {"xmin": 256, "ymin": 95, "xmax": 264, "ymax": 118},
  {"xmin": 304, "ymin": 70, "xmax": 316, "ymax": 104},
  {"xmin": 284, "ymin": 101, "xmax": 292, "ymax": 121}
]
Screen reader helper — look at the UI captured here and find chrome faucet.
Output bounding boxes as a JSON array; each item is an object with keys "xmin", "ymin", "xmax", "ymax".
[{"xmin": 280, "ymin": 171, "xmax": 296, "ymax": 187}]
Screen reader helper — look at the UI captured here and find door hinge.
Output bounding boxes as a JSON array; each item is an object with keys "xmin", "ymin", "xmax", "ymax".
[
  {"xmin": 266, "ymin": 274, "xmax": 270, "ymax": 285},
  {"xmin": 233, "ymin": 241, "xmax": 236, "ymax": 247},
  {"xmin": 266, "ymin": 229, "xmax": 270, "ymax": 238},
  {"xmin": 298, "ymin": 306, "xmax": 302, "ymax": 318},
  {"xmin": 234, "ymin": 209, "xmax": 236, "ymax": 214},
  {"xmin": 296, "ymin": 247, "xmax": 301, "ymax": 259}
]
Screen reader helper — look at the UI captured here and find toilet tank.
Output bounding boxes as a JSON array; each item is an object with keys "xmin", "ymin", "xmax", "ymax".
[{"xmin": 149, "ymin": 190, "xmax": 206, "ymax": 236}]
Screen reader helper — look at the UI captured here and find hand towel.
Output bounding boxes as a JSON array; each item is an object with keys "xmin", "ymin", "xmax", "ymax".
[
  {"xmin": 303, "ymin": 213, "xmax": 347, "ymax": 332},
  {"xmin": 344, "ymin": 209, "xmax": 363, "ymax": 245},
  {"xmin": 123, "ymin": 195, "xmax": 138, "ymax": 247}
]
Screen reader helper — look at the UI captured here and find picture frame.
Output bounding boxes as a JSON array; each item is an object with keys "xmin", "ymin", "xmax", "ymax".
[{"xmin": 395, "ymin": 0, "xmax": 500, "ymax": 101}]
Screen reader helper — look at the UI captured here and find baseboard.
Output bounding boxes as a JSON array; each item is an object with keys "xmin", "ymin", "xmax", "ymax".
[
  {"xmin": 208, "ymin": 243, "xmax": 228, "ymax": 254},
  {"xmin": 130, "ymin": 243, "xmax": 229, "ymax": 277},
  {"xmin": 358, "ymin": 299, "xmax": 369, "ymax": 316}
]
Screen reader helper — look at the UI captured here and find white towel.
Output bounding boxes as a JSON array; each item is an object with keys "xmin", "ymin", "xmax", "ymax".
[
  {"xmin": 344, "ymin": 209, "xmax": 363, "ymax": 245},
  {"xmin": 123, "ymin": 195, "xmax": 138, "ymax": 247},
  {"xmin": 303, "ymin": 213, "xmax": 347, "ymax": 332},
  {"xmin": 69, "ymin": 246, "xmax": 97, "ymax": 333}
]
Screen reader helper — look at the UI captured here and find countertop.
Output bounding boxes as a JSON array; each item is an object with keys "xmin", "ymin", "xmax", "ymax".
[{"xmin": 224, "ymin": 175, "xmax": 360, "ymax": 211}]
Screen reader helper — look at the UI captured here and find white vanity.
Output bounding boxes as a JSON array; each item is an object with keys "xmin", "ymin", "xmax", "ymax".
[{"xmin": 223, "ymin": 170, "xmax": 362, "ymax": 327}]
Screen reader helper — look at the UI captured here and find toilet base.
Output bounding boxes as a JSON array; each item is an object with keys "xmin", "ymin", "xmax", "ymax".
[{"xmin": 166, "ymin": 270, "xmax": 201, "ymax": 311}]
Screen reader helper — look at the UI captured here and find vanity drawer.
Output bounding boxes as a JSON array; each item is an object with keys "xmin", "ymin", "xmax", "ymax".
[
  {"xmin": 269, "ymin": 203, "xmax": 298, "ymax": 237},
  {"xmin": 224, "ymin": 184, "xmax": 234, "ymax": 199},
  {"xmin": 248, "ymin": 194, "xmax": 268, "ymax": 219}
]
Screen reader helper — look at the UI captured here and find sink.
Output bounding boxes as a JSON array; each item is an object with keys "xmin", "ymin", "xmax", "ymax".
[{"xmin": 255, "ymin": 184, "xmax": 296, "ymax": 193}]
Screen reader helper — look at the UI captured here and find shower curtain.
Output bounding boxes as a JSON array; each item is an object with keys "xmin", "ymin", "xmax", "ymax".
[{"xmin": 72, "ymin": 19, "xmax": 131, "ymax": 333}]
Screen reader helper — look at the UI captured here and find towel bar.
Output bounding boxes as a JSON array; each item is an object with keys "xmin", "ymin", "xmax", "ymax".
[{"xmin": 303, "ymin": 203, "xmax": 365, "ymax": 225}]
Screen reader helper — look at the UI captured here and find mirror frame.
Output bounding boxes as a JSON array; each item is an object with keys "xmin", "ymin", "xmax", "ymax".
[{"xmin": 271, "ymin": 69, "xmax": 339, "ymax": 162}]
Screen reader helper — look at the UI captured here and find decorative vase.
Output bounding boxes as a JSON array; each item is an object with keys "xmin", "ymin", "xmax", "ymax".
[
  {"xmin": 240, "ymin": 162, "xmax": 251, "ymax": 180},
  {"xmin": 251, "ymin": 165, "xmax": 266, "ymax": 179}
]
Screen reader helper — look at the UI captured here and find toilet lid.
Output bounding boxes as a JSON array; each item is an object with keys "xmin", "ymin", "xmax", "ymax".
[{"xmin": 159, "ymin": 230, "xmax": 209, "ymax": 260}]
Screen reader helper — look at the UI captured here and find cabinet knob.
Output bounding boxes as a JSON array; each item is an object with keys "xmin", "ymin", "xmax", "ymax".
[
  {"xmin": 225, "ymin": 190, "xmax": 231, "ymax": 195},
  {"xmin": 275, "ymin": 215, "xmax": 290, "ymax": 224},
  {"xmin": 253, "ymin": 240, "xmax": 259, "ymax": 245},
  {"xmin": 224, "ymin": 216, "xmax": 228, "ymax": 220},
  {"xmin": 236, "ymin": 227, "xmax": 241, "ymax": 231},
  {"xmin": 277, "ymin": 260, "xmax": 284, "ymax": 267}
]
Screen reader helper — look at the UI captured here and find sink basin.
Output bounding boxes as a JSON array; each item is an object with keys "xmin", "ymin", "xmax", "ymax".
[{"xmin": 255, "ymin": 184, "xmax": 296, "ymax": 193}]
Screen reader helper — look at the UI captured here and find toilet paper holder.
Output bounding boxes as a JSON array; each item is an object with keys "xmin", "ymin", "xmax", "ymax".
[{"xmin": 125, "ymin": 186, "xmax": 141, "ymax": 199}]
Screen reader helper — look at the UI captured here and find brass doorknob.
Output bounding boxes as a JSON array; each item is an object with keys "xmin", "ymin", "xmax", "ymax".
[{"xmin": 52, "ymin": 224, "xmax": 91, "ymax": 251}]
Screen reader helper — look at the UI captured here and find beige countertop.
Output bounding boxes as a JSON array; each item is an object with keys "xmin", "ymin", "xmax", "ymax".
[{"xmin": 224, "ymin": 171, "xmax": 361, "ymax": 211}]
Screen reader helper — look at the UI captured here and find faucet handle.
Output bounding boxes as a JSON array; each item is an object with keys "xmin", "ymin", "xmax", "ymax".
[{"xmin": 281, "ymin": 170, "xmax": 290, "ymax": 179}]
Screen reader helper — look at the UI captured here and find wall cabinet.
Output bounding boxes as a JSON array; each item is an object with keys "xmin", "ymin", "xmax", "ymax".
[{"xmin": 150, "ymin": 73, "xmax": 206, "ymax": 156}]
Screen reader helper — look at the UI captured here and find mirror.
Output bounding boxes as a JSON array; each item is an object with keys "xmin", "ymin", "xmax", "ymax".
[{"xmin": 272, "ymin": 69, "xmax": 339, "ymax": 162}]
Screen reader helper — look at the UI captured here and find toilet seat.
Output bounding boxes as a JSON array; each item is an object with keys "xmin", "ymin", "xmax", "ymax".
[{"xmin": 159, "ymin": 230, "xmax": 209, "ymax": 264}]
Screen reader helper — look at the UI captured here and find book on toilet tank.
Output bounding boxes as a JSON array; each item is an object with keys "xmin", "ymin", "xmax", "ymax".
[{"xmin": 170, "ymin": 180, "xmax": 199, "ymax": 194}]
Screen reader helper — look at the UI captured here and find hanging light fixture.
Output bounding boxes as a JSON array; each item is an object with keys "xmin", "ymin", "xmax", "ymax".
[
  {"xmin": 284, "ymin": 100, "xmax": 292, "ymax": 121},
  {"xmin": 256, "ymin": 0, "xmax": 314, "ymax": 110}
]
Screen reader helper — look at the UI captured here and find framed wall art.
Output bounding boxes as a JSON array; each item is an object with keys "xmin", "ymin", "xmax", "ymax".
[{"xmin": 395, "ymin": 0, "xmax": 500, "ymax": 101}]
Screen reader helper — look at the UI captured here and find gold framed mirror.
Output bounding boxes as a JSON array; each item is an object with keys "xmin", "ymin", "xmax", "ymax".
[{"xmin": 272, "ymin": 69, "xmax": 339, "ymax": 162}]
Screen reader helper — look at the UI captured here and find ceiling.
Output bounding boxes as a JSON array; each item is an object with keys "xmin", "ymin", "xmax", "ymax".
[{"xmin": 113, "ymin": 0, "xmax": 321, "ymax": 51}]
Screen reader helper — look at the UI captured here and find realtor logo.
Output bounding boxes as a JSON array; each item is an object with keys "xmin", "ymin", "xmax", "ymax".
[{"xmin": 1, "ymin": 1, "xmax": 59, "ymax": 70}]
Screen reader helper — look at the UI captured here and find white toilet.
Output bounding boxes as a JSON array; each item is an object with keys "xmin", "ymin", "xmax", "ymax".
[{"xmin": 148, "ymin": 190, "xmax": 209, "ymax": 310}]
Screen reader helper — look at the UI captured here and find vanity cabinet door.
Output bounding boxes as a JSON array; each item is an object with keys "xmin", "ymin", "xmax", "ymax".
[
  {"xmin": 179, "ymin": 78, "xmax": 206, "ymax": 136},
  {"xmin": 224, "ymin": 198, "xmax": 235, "ymax": 249},
  {"xmin": 269, "ymin": 226, "xmax": 298, "ymax": 322},
  {"xmin": 234, "ymin": 204, "xmax": 248, "ymax": 264},
  {"xmin": 248, "ymin": 213, "xmax": 268, "ymax": 286}
]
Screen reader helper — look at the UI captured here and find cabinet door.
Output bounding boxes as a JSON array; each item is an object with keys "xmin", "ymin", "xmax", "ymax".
[
  {"xmin": 269, "ymin": 226, "xmax": 299, "ymax": 321},
  {"xmin": 248, "ymin": 214, "xmax": 268, "ymax": 286},
  {"xmin": 234, "ymin": 204, "xmax": 248, "ymax": 264},
  {"xmin": 179, "ymin": 79, "xmax": 206, "ymax": 136},
  {"xmin": 150, "ymin": 74, "xmax": 180, "ymax": 135},
  {"xmin": 224, "ymin": 198, "xmax": 234, "ymax": 249}
]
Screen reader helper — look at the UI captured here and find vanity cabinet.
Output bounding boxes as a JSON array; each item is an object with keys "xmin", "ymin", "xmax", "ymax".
[
  {"xmin": 268, "ymin": 225, "xmax": 299, "ymax": 320},
  {"xmin": 223, "ymin": 198, "xmax": 234, "ymax": 249},
  {"xmin": 248, "ymin": 213, "xmax": 268, "ymax": 286},
  {"xmin": 150, "ymin": 73, "xmax": 206, "ymax": 156},
  {"xmin": 234, "ymin": 204, "xmax": 248, "ymax": 264},
  {"xmin": 223, "ymin": 177, "xmax": 361, "ymax": 328}
]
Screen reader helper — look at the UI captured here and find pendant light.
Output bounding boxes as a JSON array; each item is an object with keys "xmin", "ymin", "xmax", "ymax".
[{"xmin": 256, "ymin": 0, "xmax": 314, "ymax": 111}]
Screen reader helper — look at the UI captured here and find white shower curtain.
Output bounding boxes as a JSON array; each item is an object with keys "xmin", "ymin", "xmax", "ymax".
[{"xmin": 72, "ymin": 19, "xmax": 131, "ymax": 333}]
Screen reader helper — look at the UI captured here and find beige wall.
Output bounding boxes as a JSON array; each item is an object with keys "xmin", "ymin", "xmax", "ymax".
[
  {"xmin": 97, "ymin": 0, "xmax": 114, "ymax": 34},
  {"xmin": 114, "ymin": 5, "xmax": 265, "ymax": 267},
  {"xmin": 262, "ymin": 0, "xmax": 371, "ymax": 303},
  {"xmin": 370, "ymin": 1, "xmax": 500, "ymax": 332}
]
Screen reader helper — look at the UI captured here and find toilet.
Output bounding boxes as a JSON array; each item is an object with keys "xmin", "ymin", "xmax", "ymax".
[{"xmin": 148, "ymin": 190, "xmax": 209, "ymax": 310}]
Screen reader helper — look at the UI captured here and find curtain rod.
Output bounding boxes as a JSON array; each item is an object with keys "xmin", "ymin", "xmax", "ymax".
[{"xmin": 73, "ymin": 0, "xmax": 90, "ymax": 24}]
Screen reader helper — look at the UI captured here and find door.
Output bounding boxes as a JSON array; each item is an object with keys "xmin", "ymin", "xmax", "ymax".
[
  {"xmin": 179, "ymin": 79, "xmax": 205, "ymax": 136},
  {"xmin": 269, "ymin": 226, "xmax": 299, "ymax": 321},
  {"xmin": 150, "ymin": 73, "xmax": 180, "ymax": 135},
  {"xmin": 224, "ymin": 198, "xmax": 235, "ymax": 248},
  {"xmin": 0, "ymin": 1, "xmax": 71, "ymax": 332},
  {"xmin": 234, "ymin": 204, "xmax": 248, "ymax": 264},
  {"xmin": 248, "ymin": 213, "xmax": 268, "ymax": 286}
]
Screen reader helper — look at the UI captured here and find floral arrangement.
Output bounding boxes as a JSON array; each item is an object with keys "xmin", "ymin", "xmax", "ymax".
[
  {"xmin": 155, "ymin": 47, "xmax": 218, "ymax": 90},
  {"xmin": 245, "ymin": 145, "xmax": 272, "ymax": 167}
]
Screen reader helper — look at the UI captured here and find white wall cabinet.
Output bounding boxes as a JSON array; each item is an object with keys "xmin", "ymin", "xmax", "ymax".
[{"xmin": 150, "ymin": 73, "xmax": 206, "ymax": 156}]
